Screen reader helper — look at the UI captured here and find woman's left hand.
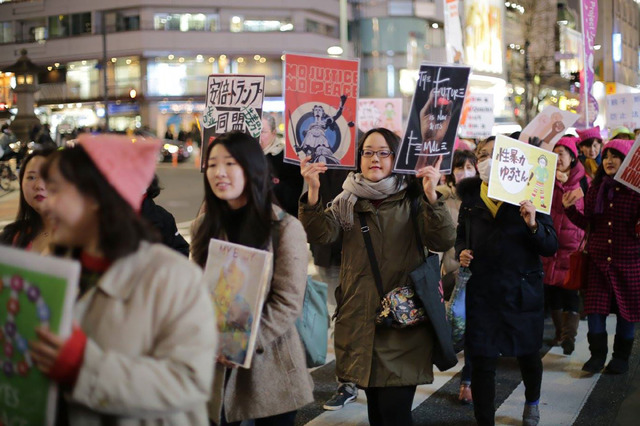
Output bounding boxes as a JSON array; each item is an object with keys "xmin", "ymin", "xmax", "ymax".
[
  {"xmin": 416, "ymin": 155, "xmax": 442, "ymax": 204},
  {"xmin": 29, "ymin": 326, "xmax": 64, "ymax": 375},
  {"xmin": 519, "ymin": 200, "xmax": 537, "ymax": 230}
]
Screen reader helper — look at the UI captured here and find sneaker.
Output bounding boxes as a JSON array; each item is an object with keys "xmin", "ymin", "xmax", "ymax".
[
  {"xmin": 323, "ymin": 385, "xmax": 357, "ymax": 411},
  {"xmin": 523, "ymin": 404, "xmax": 540, "ymax": 426}
]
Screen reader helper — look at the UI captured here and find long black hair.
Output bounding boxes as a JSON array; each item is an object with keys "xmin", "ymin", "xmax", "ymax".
[
  {"xmin": 191, "ymin": 131, "xmax": 274, "ymax": 267},
  {"xmin": 40, "ymin": 146, "xmax": 158, "ymax": 261},
  {"xmin": 592, "ymin": 147, "xmax": 625, "ymax": 187},
  {"xmin": 0, "ymin": 147, "xmax": 56, "ymax": 248}
]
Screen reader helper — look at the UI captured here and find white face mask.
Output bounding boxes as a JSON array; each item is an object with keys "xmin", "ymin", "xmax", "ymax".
[
  {"xmin": 453, "ymin": 168, "xmax": 477, "ymax": 183},
  {"xmin": 477, "ymin": 159, "xmax": 492, "ymax": 183}
]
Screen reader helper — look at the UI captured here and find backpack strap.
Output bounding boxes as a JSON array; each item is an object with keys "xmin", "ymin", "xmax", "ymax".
[{"xmin": 358, "ymin": 213, "xmax": 385, "ymax": 299}]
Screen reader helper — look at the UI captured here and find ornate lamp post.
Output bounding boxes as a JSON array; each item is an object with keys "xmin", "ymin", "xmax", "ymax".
[{"xmin": 1, "ymin": 49, "xmax": 44, "ymax": 142}]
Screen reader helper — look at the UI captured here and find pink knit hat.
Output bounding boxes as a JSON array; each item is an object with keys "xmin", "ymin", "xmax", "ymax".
[
  {"xmin": 554, "ymin": 136, "xmax": 579, "ymax": 159},
  {"xmin": 77, "ymin": 133, "xmax": 160, "ymax": 212},
  {"xmin": 576, "ymin": 126, "xmax": 602, "ymax": 144},
  {"xmin": 603, "ymin": 139, "xmax": 633, "ymax": 157}
]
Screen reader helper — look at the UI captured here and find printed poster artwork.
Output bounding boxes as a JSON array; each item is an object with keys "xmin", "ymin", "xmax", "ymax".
[
  {"xmin": 0, "ymin": 246, "xmax": 79, "ymax": 426},
  {"xmin": 518, "ymin": 106, "xmax": 579, "ymax": 152},
  {"xmin": 488, "ymin": 135, "xmax": 558, "ymax": 215},
  {"xmin": 458, "ymin": 93, "xmax": 494, "ymax": 139},
  {"xmin": 284, "ymin": 53, "xmax": 359, "ymax": 169},
  {"xmin": 357, "ymin": 98, "xmax": 403, "ymax": 136},
  {"xmin": 614, "ymin": 137, "xmax": 640, "ymax": 194},
  {"xmin": 201, "ymin": 74, "xmax": 266, "ymax": 170},
  {"xmin": 203, "ymin": 239, "xmax": 273, "ymax": 369},
  {"xmin": 394, "ymin": 63, "xmax": 471, "ymax": 174}
]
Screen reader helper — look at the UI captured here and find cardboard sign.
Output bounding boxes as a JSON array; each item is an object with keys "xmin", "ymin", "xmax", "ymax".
[
  {"xmin": 357, "ymin": 98, "xmax": 403, "ymax": 135},
  {"xmin": 614, "ymin": 137, "xmax": 640, "ymax": 194},
  {"xmin": 394, "ymin": 63, "xmax": 471, "ymax": 174},
  {"xmin": 201, "ymin": 74, "xmax": 266, "ymax": 170},
  {"xmin": 458, "ymin": 93, "xmax": 494, "ymax": 139},
  {"xmin": 284, "ymin": 53, "xmax": 359, "ymax": 169},
  {"xmin": 202, "ymin": 239, "xmax": 272, "ymax": 368},
  {"xmin": 519, "ymin": 106, "xmax": 579, "ymax": 152},
  {"xmin": 606, "ymin": 93, "xmax": 640, "ymax": 131},
  {"xmin": 488, "ymin": 135, "xmax": 558, "ymax": 214},
  {"xmin": 0, "ymin": 246, "xmax": 79, "ymax": 426}
]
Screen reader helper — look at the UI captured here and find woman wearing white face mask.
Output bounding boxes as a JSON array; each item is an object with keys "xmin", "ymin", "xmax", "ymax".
[
  {"xmin": 456, "ymin": 136, "xmax": 558, "ymax": 426},
  {"xmin": 437, "ymin": 149, "xmax": 477, "ymax": 404}
]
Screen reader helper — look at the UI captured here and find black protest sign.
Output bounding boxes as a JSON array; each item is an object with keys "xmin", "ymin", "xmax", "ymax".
[{"xmin": 394, "ymin": 64, "xmax": 470, "ymax": 174}]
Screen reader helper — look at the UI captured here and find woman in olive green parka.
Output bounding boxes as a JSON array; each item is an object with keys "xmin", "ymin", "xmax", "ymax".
[{"xmin": 299, "ymin": 128, "xmax": 456, "ymax": 425}]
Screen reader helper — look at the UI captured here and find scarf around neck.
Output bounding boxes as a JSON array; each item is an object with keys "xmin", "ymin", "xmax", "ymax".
[
  {"xmin": 262, "ymin": 138, "xmax": 285, "ymax": 156},
  {"xmin": 595, "ymin": 175, "xmax": 617, "ymax": 214},
  {"xmin": 480, "ymin": 182, "xmax": 503, "ymax": 218},
  {"xmin": 329, "ymin": 172, "xmax": 407, "ymax": 231}
]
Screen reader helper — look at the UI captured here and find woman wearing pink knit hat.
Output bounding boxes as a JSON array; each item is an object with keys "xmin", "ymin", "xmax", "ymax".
[
  {"xmin": 542, "ymin": 135, "xmax": 589, "ymax": 355},
  {"xmin": 28, "ymin": 134, "xmax": 217, "ymax": 425},
  {"xmin": 563, "ymin": 138, "xmax": 640, "ymax": 375},
  {"xmin": 576, "ymin": 126, "xmax": 603, "ymax": 179}
]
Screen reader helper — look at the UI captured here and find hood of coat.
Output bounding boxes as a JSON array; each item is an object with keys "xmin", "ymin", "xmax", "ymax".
[{"xmin": 456, "ymin": 176, "xmax": 483, "ymax": 203}]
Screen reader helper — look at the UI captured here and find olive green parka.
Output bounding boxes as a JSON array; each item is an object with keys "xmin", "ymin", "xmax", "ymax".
[{"xmin": 299, "ymin": 189, "xmax": 456, "ymax": 387}]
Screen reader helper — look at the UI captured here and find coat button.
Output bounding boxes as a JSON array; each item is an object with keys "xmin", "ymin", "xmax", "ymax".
[
  {"xmin": 607, "ymin": 257, "xmax": 612, "ymax": 262},
  {"xmin": 256, "ymin": 348, "xmax": 264, "ymax": 354},
  {"xmin": 608, "ymin": 221, "xmax": 612, "ymax": 226},
  {"xmin": 616, "ymin": 187, "xmax": 620, "ymax": 191},
  {"xmin": 609, "ymin": 203, "xmax": 614, "ymax": 208},
  {"xmin": 608, "ymin": 239, "xmax": 612, "ymax": 244}
]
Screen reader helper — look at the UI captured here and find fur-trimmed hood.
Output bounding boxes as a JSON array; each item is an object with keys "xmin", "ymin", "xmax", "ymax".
[{"xmin": 456, "ymin": 176, "xmax": 483, "ymax": 202}]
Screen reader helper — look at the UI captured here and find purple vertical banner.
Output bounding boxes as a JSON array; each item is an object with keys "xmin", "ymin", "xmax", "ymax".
[{"xmin": 578, "ymin": 0, "xmax": 598, "ymax": 128}]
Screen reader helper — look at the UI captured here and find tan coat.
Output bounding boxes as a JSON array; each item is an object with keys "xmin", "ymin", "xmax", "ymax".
[
  {"xmin": 205, "ymin": 206, "xmax": 314, "ymax": 423},
  {"xmin": 436, "ymin": 184, "xmax": 462, "ymax": 278},
  {"xmin": 299, "ymin": 190, "xmax": 456, "ymax": 387},
  {"xmin": 67, "ymin": 242, "xmax": 217, "ymax": 426}
]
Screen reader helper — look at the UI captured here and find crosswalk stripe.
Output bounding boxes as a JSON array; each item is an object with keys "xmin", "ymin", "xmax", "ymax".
[{"xmin": 495, "ymin": 319, "xmax": 616, "ymax": 426}]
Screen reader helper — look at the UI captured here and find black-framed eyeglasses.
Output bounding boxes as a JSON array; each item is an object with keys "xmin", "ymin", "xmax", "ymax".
[{"xmin": 361, "ymin": 149, "xmax": 394, "ymax": 158}]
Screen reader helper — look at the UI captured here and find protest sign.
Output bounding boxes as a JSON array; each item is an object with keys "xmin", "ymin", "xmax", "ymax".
[
  {"xmin": 201, "ymin": 74, "xmax": 266, "ymax": 170},
  {"xmin": 203, "ymin": 239, "xmax": 272, "ymax": 368},
  {"xmin": 614, "ymin": 137, "xmax": 640, "ymax": 194},
  {"xmin": 458, "ymin": 93, "xmax": 494, "ymax": 139},
  {"xmin": 357, "ymin": 98, "xmax": 403, "ymax": 136},
  {"xmin": 0, "ymin": 246, "xmax": 79, "ymax": 426},
  {"xmin": 605, "ymin": 93, "xmax": 640, "ymax": 131},
  {"xmin": 394, "ymin": 63, "xmax": 470, "ymax": 175},
  {"xmin": 519, "ymin": 106, "xmax": 579, "ymax": 151},
  {"xmin": 488, "ymin": 135, "xmax": 558, "ymax": 214},
  {"xmin": 284, "ymin": 53, "xmax": 359, "ymax": 169}
]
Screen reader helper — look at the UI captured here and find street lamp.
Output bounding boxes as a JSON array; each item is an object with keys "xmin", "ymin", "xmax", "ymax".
[{"xmin": 1, "ymin": 49, "xmax": 44, "ymax": 142}]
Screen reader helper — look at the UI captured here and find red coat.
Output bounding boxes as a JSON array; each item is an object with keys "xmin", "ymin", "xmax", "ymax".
[
  {"xmin": 566, "ymin": 178, "xmax": 640, "ymax": 322},
  {"xmin": 543, "ymin": 164, "xmax": 588, "ymax": 287}
]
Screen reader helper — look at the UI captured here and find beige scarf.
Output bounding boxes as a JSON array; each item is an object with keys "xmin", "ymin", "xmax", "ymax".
[
  {"xmin": 329, "ymin": 172, "xmax": 407, "ymax": 231},
  {"xmin": 262, "ymin": 138, "xmax": 285, "ymax": 156}
]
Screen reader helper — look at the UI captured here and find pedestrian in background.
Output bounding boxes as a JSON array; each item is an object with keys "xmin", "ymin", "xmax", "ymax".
[
  {"xmin": 542, "ymin": 136, "xmax": 588, "ymax": 355},
  {"xmin": 260, "ymin": 114, "xmax": 304, "ymax": 217},
  {"xmin": 29, "ymin": 134, "xmax": 216, "ymax": 425},
  {"xmin": 191, "ymin": 130, "xmax": 313, "ymax": 426},
  {"xmin": 456, "ymin": 137, "xmax": 558, "ymax": 426},
  {"xmin": 437, "ymin": 148, "xmax": 477, "ymax": 404},
  {"xmin": 576, "ymin": 127, "xmax": 603, "ymax": 179},
  {"xmin": 1, "ymin": 147, "xmax": 56, "ymax": 253},
  {"xmin": 299, "ymin": 127, "xmax": 456, "ymax": 425},
  {"xmin": 141, "ymin": 174, "xmax": 190, "ymax": 256},
  {"xmin": 563, "ymin": 139, "xmax": 640, "ymax": 375}
]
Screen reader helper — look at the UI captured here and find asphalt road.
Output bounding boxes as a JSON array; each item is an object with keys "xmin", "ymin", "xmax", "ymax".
[{"xmin": 155, "ymin": 162, "xmax": 205, "ymax": 224}]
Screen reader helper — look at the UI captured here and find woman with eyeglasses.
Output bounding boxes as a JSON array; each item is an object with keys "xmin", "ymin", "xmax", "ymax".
[{"xmin": 299, "ymin": 127, "xmax": 456, "ymax": 425}]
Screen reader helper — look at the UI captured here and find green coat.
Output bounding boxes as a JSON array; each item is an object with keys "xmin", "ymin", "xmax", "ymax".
[{"xmin": 299, "ymin": 189, "xmax": 456, "ymax": 387}]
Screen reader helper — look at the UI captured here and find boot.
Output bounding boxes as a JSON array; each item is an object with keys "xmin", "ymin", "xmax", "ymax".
[
  {"xmin": 582, "ymin": 332, "xmax": 608, "ymax": 373},
  {"xmin": 561, "ymin": 312, "xmax": 580, "ymax": 355},
  {"xmin": 550, "ymin": 310, "xmax": 563, "ymax": 346},
  {"xmin": 605, "ymin": 335, "xmax": 634, "ymax": 374}
]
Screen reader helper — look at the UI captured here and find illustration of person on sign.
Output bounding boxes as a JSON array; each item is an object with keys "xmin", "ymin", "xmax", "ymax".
[
  {"xmin": 294, "ymin": 94, "xmax": 352, "ymax": 164},
  {"xmin": 528, "ymin": 154, "xmax": 551, "ymax": 209}
]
